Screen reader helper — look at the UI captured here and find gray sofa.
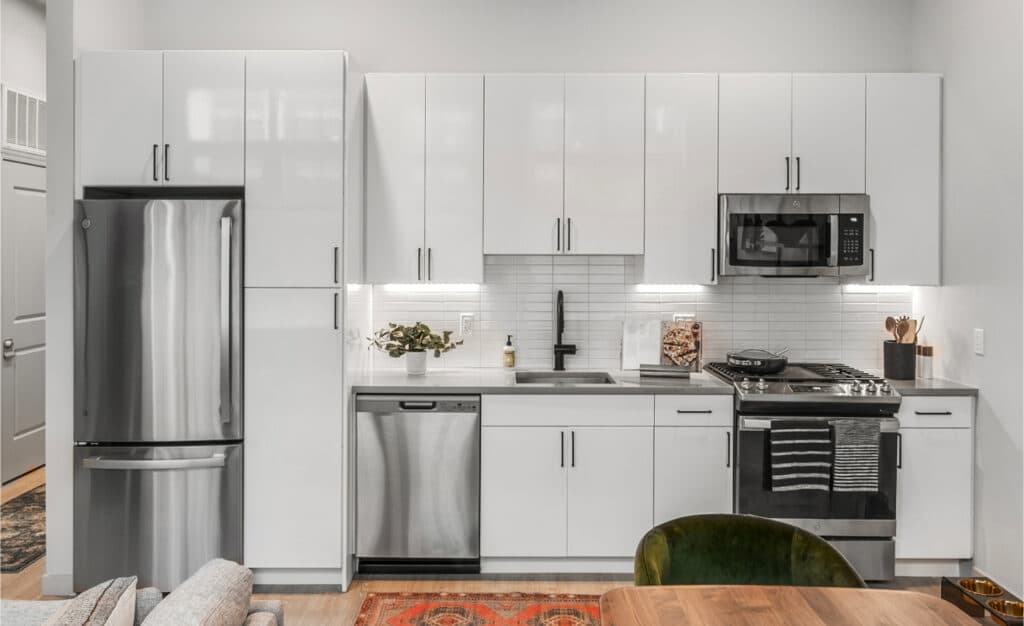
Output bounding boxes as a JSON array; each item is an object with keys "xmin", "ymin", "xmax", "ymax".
[{"xmin": 0, "ymin": 560, "xmax": 283, "ymax": 626}]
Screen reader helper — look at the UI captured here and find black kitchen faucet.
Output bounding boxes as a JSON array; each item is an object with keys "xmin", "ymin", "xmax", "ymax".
[{"xmin": 553, "ymin": 289, "xmax": 577, "ymax": 371}]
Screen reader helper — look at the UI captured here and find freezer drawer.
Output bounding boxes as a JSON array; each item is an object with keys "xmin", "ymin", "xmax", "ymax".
[
  {"xmin": 74, "ymin": 444, "xmax": 242, "ymax": 592},
  {"xmin": 356, "ymin": 396, "xmax": 480, "ymax": 562}
]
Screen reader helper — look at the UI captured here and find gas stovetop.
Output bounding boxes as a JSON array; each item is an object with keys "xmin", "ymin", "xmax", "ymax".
[{"xmin": 705, "ymin": 361, "xmax": 902, "ymax": 415}]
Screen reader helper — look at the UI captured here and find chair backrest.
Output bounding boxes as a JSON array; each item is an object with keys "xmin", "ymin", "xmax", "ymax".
[{"xmin": 634, "ymin": 514, "xmax": 866, "ymax": 588}]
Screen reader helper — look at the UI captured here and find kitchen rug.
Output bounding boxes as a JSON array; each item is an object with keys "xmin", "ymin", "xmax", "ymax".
[
  {"xmin": 354, "ymin": 591, "xmax": 602, "ymax": 626},
  {"xmin": 1, "ymin": 484, "xmax": 46, "ymax": 572}
]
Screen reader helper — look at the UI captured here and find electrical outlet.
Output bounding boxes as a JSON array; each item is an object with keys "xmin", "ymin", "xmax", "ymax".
[
  {"xmin": 974, "ymin": 328, "xmax": 985, "ymax": 355},
  {"xmin": 459, "ymin": 313, "xmax": 475, "ymax": 336},
  {"xmin": 673, "ymin": 313, "xmax": 696, "ymax": 322}
]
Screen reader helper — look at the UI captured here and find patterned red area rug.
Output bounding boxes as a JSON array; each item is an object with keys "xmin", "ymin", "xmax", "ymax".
[{"xmin": 354, "ymin": 591, "xmax": 602, "ymax": 626}]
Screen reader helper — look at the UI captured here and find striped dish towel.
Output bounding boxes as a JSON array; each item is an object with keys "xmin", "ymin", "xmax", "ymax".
[
  {"xmin": 769, "ymin": 420, "xmax": 832, "ymax": 492},
  {"xmin": 832, "ymin": 419, "xmax": 880, "ymax": 492}
]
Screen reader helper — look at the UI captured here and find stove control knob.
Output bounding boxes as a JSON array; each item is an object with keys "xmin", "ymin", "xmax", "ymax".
[
  {"xmin": 739, "ymin": 377, "xmax": 751, "ymax": 391},
  {"xmin": 756, "ymin": 378, "xmax": 768, "ymax": 391},
  {"xmin": 880, "ymin": 382, "xmax": 892, "ymax": 394},
  {"xmin": 866, "ymin": 380, "xmax": 878, "ymax": 393},
  {"xmin": 850, "ymin": 380, "xmax": 863, "ymax": 393}
]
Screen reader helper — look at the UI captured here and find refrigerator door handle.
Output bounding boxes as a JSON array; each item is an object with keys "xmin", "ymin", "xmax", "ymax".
[
  {"xmin": 82, "ymin": 454, "xmax": 226, "ymax": 471},
  {"xmin": 220, "ymin": 216, "xmax": 233, "ymax": 424}
]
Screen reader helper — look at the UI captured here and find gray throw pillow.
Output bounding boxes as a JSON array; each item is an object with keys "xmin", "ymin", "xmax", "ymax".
[
  {"xmin": 44, "ymin": 576, "xmax": 137, "ymax": 626},
  {"xmin": 141, "ymin": 559, "xmax": 252, "ymax": 626}
]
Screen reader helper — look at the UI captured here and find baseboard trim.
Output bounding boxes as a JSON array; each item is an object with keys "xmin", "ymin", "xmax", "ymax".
[
  {"xmin": 41, "ymin": 573, "xmax": 74, "ymax": 597},
  {"xmin": 251, "ymin": 568, "xmax": 346, "ymax": 587},
  {"xmin": 894, "ymin": 559, "xmax": 971, "ymax": 577},
  {"xmin": 481, "ymin": 558, "xmax": 634, "ymax": 575}
]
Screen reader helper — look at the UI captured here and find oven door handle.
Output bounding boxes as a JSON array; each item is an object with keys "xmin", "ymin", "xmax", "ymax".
[
  {"xmin": 828, "ymin": 214, "xmax": 839, "ymax": 268},
  {"xmin": 740, "ymin": 416, "xmax": 900, "ymax": 432}
]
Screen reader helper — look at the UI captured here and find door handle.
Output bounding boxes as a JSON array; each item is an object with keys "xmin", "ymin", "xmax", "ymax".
[
  {"xmin": 566, "ymin": 218, "xmax": 572, "ymax": 252},
  {"xmin": 896, "ymin": 432, "xmax": 902, "ymax": 469},
  {"xmin": 152, "ymin": 144, "xmax": 159, "ymax": 182},
  {"xmin": 333, "ymin": 246, "xmax": 340, "ymax": 284},
  {"xmin": 570, "ymin": 430, "xmax": 576, "ymax": 467},
  {"xmin": 710, "ymin": 248, "xmax": 716, "ymax": 283},
  {"xmin": 399, "ymin": 401, "xmax": 437, "ymax": 411},
  {"xmin": 2, "ymin": 338, "xmax": 14, "ymax": 360},
  {"xmin": 427, "ymin": 248, "xmax": 432, "ymax": 281},
  {"xmin": 726, "ymin": 431, "xmax": 731, "ymax": 468},
  {"xmin": 560, "ymin": 431, "xmax": 565, "ymax": 468},
  {"xmin": 333, "ymin": 292, "xmax": 339, "ymax": 330},
  {"xmin": 417, "ymin": 248, "xmax": 422, "ymax": 281},
  {"xmin": 677, "ymin": 409, "xmax": 713, "ymax": 414},
  {"xmin": 83, "ymin": 454, "xmax": 226, "ymax": 471},
  {"xmin": 914, "ymin": 411, "xmax": 953, "ymax": 416},
  {"xmin": 785, "ymin": 156, "xmax": 791, "ymax": 191},
  {"xmin": 556, "ymin": 218, "xmax": 561, "ymax": 252},
  {"xmin": 219, "ymin": 217, "xmax": 233, "ymax": 425},
  {"xmin": 795, "ymin": 156, "xmax": 801, "ymax": 191},
  {"xmin": 163, "ymin": 144, "xmax": 170, "ymax": 181}
]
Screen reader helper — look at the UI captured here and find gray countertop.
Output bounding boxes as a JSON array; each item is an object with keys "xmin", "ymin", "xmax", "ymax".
[
  {"xmin": 352, "ymin": 368, "xmax": 977, "ymax": 397},
  {"xmin": 352, "ymin": 368, "xmax": 734, "ymax": 395}
]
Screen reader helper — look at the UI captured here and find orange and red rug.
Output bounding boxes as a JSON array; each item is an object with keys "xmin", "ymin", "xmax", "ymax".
[{"xmin": 354, "ymin": 591, "xmax": 602, "ymax": 626}]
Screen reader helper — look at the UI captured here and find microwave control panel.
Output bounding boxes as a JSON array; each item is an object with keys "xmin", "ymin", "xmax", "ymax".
[{"xmin": 838, "ymin": 214, "xmax": 865, "ymax": 266}]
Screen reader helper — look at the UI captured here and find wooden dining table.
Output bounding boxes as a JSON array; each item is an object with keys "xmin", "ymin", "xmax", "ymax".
[{"xmin": 599, "ymin": 585, "xmax": 979, "ymax": 625}]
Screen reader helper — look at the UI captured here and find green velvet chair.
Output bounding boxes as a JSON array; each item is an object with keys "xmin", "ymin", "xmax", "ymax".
[{"xmin": 634, "ymin": 514, "xmax": 866, "ymax": 588}]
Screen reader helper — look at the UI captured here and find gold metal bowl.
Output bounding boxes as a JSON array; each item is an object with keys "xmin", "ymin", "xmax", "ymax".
[
  {"xmin": 958, "ymin": 578, "xmax": 1004, "ymax": 596},
  {"xmin": 988, "ymin": 599, "xmax": 1024, "ymax": 618}
]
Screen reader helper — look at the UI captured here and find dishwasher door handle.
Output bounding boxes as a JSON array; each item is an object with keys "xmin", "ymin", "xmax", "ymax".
[{"xmin": 398, "ymin": 401, "xmax": 437, "ymax": 411}]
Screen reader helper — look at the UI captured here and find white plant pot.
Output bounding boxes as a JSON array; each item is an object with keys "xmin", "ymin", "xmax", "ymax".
[{"xmin": 405, "ymin": 351, "xmax": 427, "ymax": 376}]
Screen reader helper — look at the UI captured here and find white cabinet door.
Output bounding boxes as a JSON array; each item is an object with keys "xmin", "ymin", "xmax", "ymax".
[
  {"xmin": 654, "ymin": 427, "xmax": 733, "ymax": 525},
  {"xmin": 791, "ymin": 74, "xmax": 865, "ymax": 194},
  {"xmin": 895, "ymin": 427, "xmax": 973, "ymax": 559},
  {"xmin": 483, "ymin": 74, "xmax": 564, "ymax": 254},
  {"xmin": 365, "ymin": 74, "xmax": 426, "ymax": 284},
  {"xmin": 481, "ymin": 427, "xmax": 567, "ymax": 557},
  {"xmin": 643, "ymin": 74, "xmax": 719, "ymax": 284},
  {"xmin": 866, "ymin": 74, "xmax": 941, "ymax": 286},
  {"xmin": 718, "ymin": 73, "xmax": 792, "ymax": 193},
  {"xmin": 245, "ymin": 51, "xmax": 345, "ymax": 288},
  {"xmin": 567, "ymin": 427, "xmax": 653, "ymax": 557},
  {"xmin": 244, "ymin": 288, "xmax": 343, "ymax": 568},
  {"xmin": 425, "ymin": 74, "xmax": 483, "ymax": 283},
  {"xmin": 162, "ymin": 51, "xmax": 245, "ymax": 186},
  {"xmin": 79, "ymin": 51, "xmax": 164, "ymax": 187},
  {"xmin": 564, "ymin": 74, "xmax": 645, "ymax": 255}
]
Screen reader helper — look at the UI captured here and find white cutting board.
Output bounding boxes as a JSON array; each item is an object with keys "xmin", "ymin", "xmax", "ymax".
[{"xmin": 622, "ymin": 319, "xmax": 661, "ymax": 370}]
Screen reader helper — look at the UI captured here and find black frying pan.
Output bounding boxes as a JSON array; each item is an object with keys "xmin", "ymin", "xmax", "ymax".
[{"xmin": 726, "ymin": 348, "xmax": 789, "ymax": 376}]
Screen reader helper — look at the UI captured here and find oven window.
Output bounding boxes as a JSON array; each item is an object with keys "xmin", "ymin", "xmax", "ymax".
[{"xmin": 729, "ymin": 213, "xmax": 831, "ymax": 267}]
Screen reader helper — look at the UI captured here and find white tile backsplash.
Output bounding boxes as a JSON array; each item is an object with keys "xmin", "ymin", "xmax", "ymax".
[{"xmin": 368, "ymin": 256, "xmax": 913, "ymax": 371}]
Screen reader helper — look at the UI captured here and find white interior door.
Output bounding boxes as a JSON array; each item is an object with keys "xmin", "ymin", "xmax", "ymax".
[
  {"xmin": 792, "ymin": 73, "xmax": 865, "ymax": 193},
  {"xmin": 643, "ymin": 73, "xmax": 719, "ymax": 284},
  {"xmin": 78, "ymin": 51, "xmax": 164, "ymax": 187},
  {"xmin": 424, "ymin": 73, "xmax": 483, "ymax": 283},
  {"xmin": 567, "ymin": 427, "xmax": 653, "ymax": 557},
  {"xmin": 483, "ymin": 74, "xmax": 564, "ymax": 254},
  {"xmin": 244, "ymin": 288, "xmax": 343, "ymax": 567},
  {"xmin": 365, "ymin": 74, "xmax": 426, "ymax": 284},
  {"xmin": 244, "ymin": 51, "xmax": 345, "ymax": 288},
  {"xmin": 718, "ymin": 73, "xmax": 792, "ymax": 193},
  {"xmin": 563, "ymin": 74, "xmax": 645, "ymax": 255},
  {"xmin": 654, "ymin": 426, "xmax": 732, "ymax": 525},
  {"xmin": 481, "ymin": 427, "xmax": 567, "ymax": 557},
  {"xmin": 162, "ymin": 51, "xmax": 245, "ymax": 186},
  {"xmin": 1, "ymin": 160, "xmax": 46, "ymax": 481}
]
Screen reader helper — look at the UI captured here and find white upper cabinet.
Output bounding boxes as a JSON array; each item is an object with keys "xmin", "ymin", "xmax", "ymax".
[
  {"xmin": 718, "ymin": 73, "xmax": 792, "ymax": 194},
  {"xmin": 245, "ymin": 51, "xmax": 346, "ymax": 288},
  {"xmin": 791, "ymin": 74, "xmax": 865, "ymax": 193},
  {"xmin": 643, "ymin": 73, "xmax": 719, "ymax": 284},
  {"xmin": 866, "ymin": 74, "xmax": 941, "ymax": 286},
  {"xmin": 365, "ymin": 74, "xmax": 426, "ymax": 284},
  {"xmin": 79, "ymin": 51, "xmax": 164, "ymax": 187},
  {"xmin": 483, "ymin": 74, "xmax": 564, "ymax": 254},
  {"xmin": 563, "ymin": 74, "xmax": 645, "ymax": 255},
  {"xmin": 425, "ymin": 74, "xmax": 484, "ymax": 283},
  {"xmin": 162, "ymin": 51, "xmax": 245, "ymax": 186},
  {"xmin": 366, "ymin": 73, "xmax": 484, "ymax": 284}
]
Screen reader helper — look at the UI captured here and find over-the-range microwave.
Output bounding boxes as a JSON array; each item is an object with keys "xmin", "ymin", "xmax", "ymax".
[{"xmin": 718, "ymin": 194, "xmax": 870, "ymax": 278}]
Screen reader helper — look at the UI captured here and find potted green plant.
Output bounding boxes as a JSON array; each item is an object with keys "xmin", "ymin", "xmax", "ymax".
[{"xmin": 368, "ymin": 322, "xmax": 462, "ymax": 375}]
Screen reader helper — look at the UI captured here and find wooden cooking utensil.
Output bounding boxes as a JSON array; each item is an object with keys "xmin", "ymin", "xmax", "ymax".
[
  {"xmin": 901, "ymin": 320, "xmax": 917, "ymax": 344},
  {"xmin": 896, "ymin": 319, "xmax": 911, "ymax": 344},
  {"xmin": 885, "ymin": 317, "xmax": 898, "ymax": 341}
]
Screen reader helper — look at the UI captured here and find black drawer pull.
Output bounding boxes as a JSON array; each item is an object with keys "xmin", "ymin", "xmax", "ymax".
[
  {"xmin": 914, "ymin": 410, "xmax": 953, "ymax": 416},
  {"xmin": 677, "ymin": 409, "xmax": 714, "ymax": 414}
]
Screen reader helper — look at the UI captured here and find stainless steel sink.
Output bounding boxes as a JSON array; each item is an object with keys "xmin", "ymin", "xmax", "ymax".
[{"xmin": 514, "ymin": 371, "xmax": 616, "ymax": 385}]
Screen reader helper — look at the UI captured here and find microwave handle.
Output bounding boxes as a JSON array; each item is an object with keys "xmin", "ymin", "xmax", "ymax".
[{"xmin": 828, "ymin": 215, "xmax": 839, "ymax": 268}]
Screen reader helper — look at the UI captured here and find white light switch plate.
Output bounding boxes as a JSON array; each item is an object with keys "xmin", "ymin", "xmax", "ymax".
[
  {"xmin": 460, "ymin": 313, "xmax": 475, "ymax": 336},
  {"xmin": 974, "ymin": 328, "xmax": 985, "ymax": 355}
]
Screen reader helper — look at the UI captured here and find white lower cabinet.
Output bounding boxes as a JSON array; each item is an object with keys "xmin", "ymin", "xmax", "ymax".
[
  {"xmin": 654, "ymin": 426, "xmax": 733, "ymax": 524},
  {"xmin": 244, "ymin": 288, "xmax": 343, "ymax": 568},
  {"xmin": 895, "ymin": 396, "xmax": 974, "ymax": 560}
]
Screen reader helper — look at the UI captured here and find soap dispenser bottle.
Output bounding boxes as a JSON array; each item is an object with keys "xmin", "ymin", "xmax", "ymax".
[{"xmin": 503, "ymin": 335, "xmax": 516, "ymax": 369}]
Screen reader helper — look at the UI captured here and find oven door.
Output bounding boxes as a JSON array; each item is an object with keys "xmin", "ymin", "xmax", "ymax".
[
  {"xmin": 719, "ymin": 194, "xmax": 839, "ymax": 277},
  {"xmin": 735, "ymin": 415, "xmax": 898, "ymax": 537}
]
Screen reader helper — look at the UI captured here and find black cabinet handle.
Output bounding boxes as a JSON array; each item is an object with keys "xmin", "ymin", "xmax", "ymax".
[
  {"xmin": 795, "ymin": 156, "xmax": 801, "ymax": 191},
  {"xmin": 785, "ymin": 156, "xmax": 791, "ymax": 191},
  {"xmin": 560, "ymin": 431, "xmax": 565, "ymax": 468},
  {"xmin": 677, "ymin": 410, "xmax": 713, "ymax": 414},
  {"xmin": 710, "ymin": 248, "xmax": 716, "ymax": 283},
  {"xmin": 163, "ymin": 144, "xmax": 170, "ymax": 181},
  {"xmin": 567, "ymin": 218, "xmax": 572, "ymax": 252},
  {"xmin": 571, "ymin": 430, "xmax": 576, "ymax": 467},
  {"xmin": 152, "ymin": 144, "xmax": 159, "ymax": 181},
  {"xmin": 333, "ymin": 292, "xmax": 339, "ymax": 330},
  {"xmin": 914, "ymin": 411, "xmax": 953, "ymax": 416},
  {"xmin": 427, "ymin": 248, "xmax": 432, "ymax": 281},
  {"xmin": 556, "ymin": 218, "xmax": 561, "ymax": 252},
  {"xmin": 333, "ymin": 246, "xmax": 340, "ymax": 284},
  {"xmin": 417, "ymin": 248, "xmax": 422, "ymax": 281},
  {"xmin": 896, "ymin": 432, "xmax": 902, "ymax": 469},
  {"xmin": 726, "ymin": 431, "xmax": 731, "ymax": 468}
]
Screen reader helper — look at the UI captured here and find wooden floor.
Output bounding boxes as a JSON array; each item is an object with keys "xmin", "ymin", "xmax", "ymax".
[{"xmin": 1, "ymin": 468, "xmax": 942, "ymax": 625}]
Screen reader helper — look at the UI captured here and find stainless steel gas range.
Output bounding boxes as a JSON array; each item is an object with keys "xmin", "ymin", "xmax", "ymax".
[{"xmin": 706, "ymin": 362, "xmax": 901, "ymax": 581}]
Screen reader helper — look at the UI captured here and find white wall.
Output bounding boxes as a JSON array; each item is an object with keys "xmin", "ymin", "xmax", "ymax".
[
  {"xmin": 137, "ymin": 0, "xmax": 914, "ymax": 73},
  {"xmin": 909, "ymin": 0, "xmax": 1023, "ymax": 595},
  {"xmin": 1, "ymin": 0, "xmax": 46, "ymax": 97}
]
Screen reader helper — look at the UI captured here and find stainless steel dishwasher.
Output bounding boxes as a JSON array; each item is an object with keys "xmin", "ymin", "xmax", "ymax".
[{"xmin": 356, "ymin": 395, "xmax": 480, "ymax": 573}]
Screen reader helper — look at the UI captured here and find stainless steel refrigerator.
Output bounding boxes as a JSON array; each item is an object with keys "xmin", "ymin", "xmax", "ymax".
[{"xmin": 73, "ymin": 193, "xmax": 243, "ymax": 592}]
